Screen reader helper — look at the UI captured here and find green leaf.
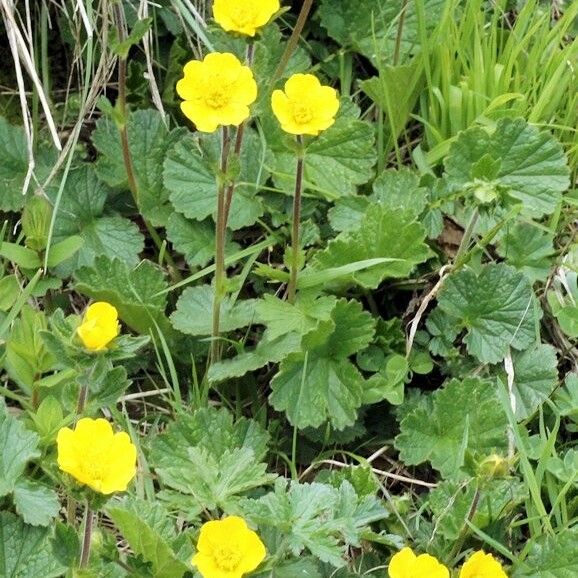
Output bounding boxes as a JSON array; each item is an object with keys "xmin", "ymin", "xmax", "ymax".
[
  {"xmin": 48, "ymin": 165, "xmax": 144, "ymax": 276},
  {"xmin": 512, "ymin": 527, "xmax": 578, "ymax": 577},
  {"xmin": 12, "ymin": 479, "xmax": 60, "ymax": 527},
  {"xmin": 0, "ymin": 242, "xmax": 41, "ymax": 269},
  {"xmin": 164, "ymin": 129, "xmax": 270, "ymax": 230},
  {"xmin": 107, "ymin": 500, "xmax": 189, "ymax": 578},
  {"xmin": 444, "ymin": 118, "xmax": 570, "ymax": 218},
  {"xmin": 395, "ymin": 378, "xmax": 508, "ymax": 478},
  {"xmin": 111, "ymin": 18, "xmax": 152, "ymax": 58},
  {"xmin": 436, "ymin": 263, "xmax": 540, "ymax": 364},
  {"xmin": 0, "ymin": 401, "xmax": 40, "ymax": 497},
  {"xmin": 170, "ymin": 285, "xmax": 259, "ymax": 336},
  {"xmin": 318, "ymin": 0, "xmax": 445, "ymax": 66},
  {"xmin": 0, "ymin": 512, "xmax": 65, "ymax": 578},
  {"xmin": 45, "ymin": 236, "xmax": 84, "ymax": 268},
  {"xmin": 0, "ymin": 117, "xmax": 56, "ymax": 212},
  {"xmin": 546, "ymin": 449, "xmax": 578, "ymax": 485},
  {"xmin": 0, "ymin": 275, "xmax": 20, "ymax": 311},
  {"xmin": 74, "ymin": 256, "xmax": 169, "ymax": 336},
  {"xmin": 497, "ymin": 222, "xmax": 555, "ymax": 283},
  {"xmin": 497, "ymin": 344, "xmax": 558, "ymax": 420},
  {"xmin": 273, "ymin": 113, "xmax": 376, "ymax": 199},
  {"xmin": 311, "ymin": 205, "xmax": 432, "ymax": 289},
  {"xmin": 93, "ymin": 110, "xmax": 185, "ymax": 227}
]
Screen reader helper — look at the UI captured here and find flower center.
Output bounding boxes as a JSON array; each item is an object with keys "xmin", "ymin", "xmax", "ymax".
[
  {"xmin": 292, "ymin": 103, "xmax": 313, "ymax": 124},
  {"xmin": 205, "ymin": 87, "xmax": 230, "ymax": 109},
  {"xmin": 213, "ymin": 544, "xmax": 243, "ymax": 571},
  {"xmin": 230, "ymin": 5, "xmax": 257, "ymax": 27}
]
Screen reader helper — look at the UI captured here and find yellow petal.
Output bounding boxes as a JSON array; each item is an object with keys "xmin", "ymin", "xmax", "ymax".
[
  {"xmin": 459, "ymin": 551, "xmax": 507, "ymax": 578},
  {"xmin": 389, "ymin": 547, "xmax": 417, "ymax": 578},
  {"xmin": 284, "ymin": 73, "xmax": 322, "ymax": 100},
  {"xmin": 180, "ymin": 102, "xmax": 219, "ymax": 133},
  {"xmin": 414, "ymin": 554, "xmax": 450, "ymax": 578},
  {"xmin": 231, "ymin": 67, "xmax": 258, "ymax": 106},
  {"xmin": 271, "ymin": 90, "xmax": 293, "ymax": 126},
  {"xmin": 254, "ymin": 0, "xmax": 280, "ymax": 27}
]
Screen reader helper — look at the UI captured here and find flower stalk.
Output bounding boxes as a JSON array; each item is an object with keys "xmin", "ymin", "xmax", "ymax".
[
  {"xmin": 79, "ymin": 503, "xmax": 94, "ymax": 569},
  {"xmin": 288, "ymin": 135, "xmax": 305, "ymax": 303},
  {"xmin": 211, "ymin": 126, "xmax": 231, "ymax": 363}
]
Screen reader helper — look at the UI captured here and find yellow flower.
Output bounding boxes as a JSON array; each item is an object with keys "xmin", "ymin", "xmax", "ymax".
[
  {"xmin": 271, "ymin": 73, "xmax": 340, "ymax": 136},
  {"xmin": 459, "ymin": 551, "xmax": 508, "ymax": 578},
  {"xmin": 57, "ymin": 418, "xmax": 137, "ymax": 495},
  {"xmin": 77, "ymin": 302, "xmax": 120, "ymax": 351},
  {"xmin": 213, "ymin": 0, "xmax": 280, "ymax": 37},
  {"xmin": 192, "ymin": 516, "xmax": 266, "ymax": 578},
  {"xmin": 177, "ymin": 52, "xmax": 257, "ymax": 133},
  {"xmin": 389, "ymin": 547, "xmax": 450, "ymax": 578}
]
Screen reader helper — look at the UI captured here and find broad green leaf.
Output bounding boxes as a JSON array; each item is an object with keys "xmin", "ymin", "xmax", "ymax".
[
  {"xmin": 497, "ymin": 344, "xmax": 558, "ymax": 420},
  {"xmin": 0, "ymin": 275, "xmax": 20, "ymax": 311},
  {"xmin": 311, "ymin": 205, "xmax": 432, "ymax": 289},
  {"xmin": 93, "ymin": 109, "xmax": 186, "ymax": 226},
  {"xmin": 45, "ymin": 236, "xmax": 84, "ymax": 268},
  {"xmin": 444, "ymin": 118, "xmax": 570, "ymax": 218},
  {"xmin": 155, "ymin": 447, "xmax": 276, "ymax": 512},
  {"xmin": 436, "ymin": 263, "xmax": 540, "ymax": 364},
  {"xmin": 254, "ymin": 558, "xmax": 321, "ymax": 578},
  {"xmin": 12, "ymin": 479, "xmax": 60, "ymax": 527},
  {"xmin": 318, "ymin": 0, "xmax": 445, "ymax": 67},
  {"xmin": 497, "ymin": 222, "xmax": 555, "ymax": 283},
  {"xmin": 512, "ymin": 527, "xmax": 578, "ymax": 577},
  {"xmin": 48, "ymin": 165, "xmax": 144, "ymax": 276},
  {"xmin": 328, "ymin": 197, "xmax": 369, "ymax": 233},
  {"xmin": 0, "ymin": 117, "xmax": 56, "ymax": 212},
  {"xmin": 0, "ymin": 242, "xmax": 41, "ymax": 269},
  {"xmin": 371, "ymin": 168, "xmax": 427, "ymax": 218},
  {"xmin": 545, "ymin": 449, "xmax": 578, "ymax": 485},
  {"xmin": 0, "ymin": 512, "xmax": 65, "ymax": 578},
  {"xmin": 170, "ymin": 285, "xmax": 259, "ymax": 336},
  {"xmin": 395, "ymin": 378, "xmax": 508, "ymax": 478},
  {"xmin": 273, "ymin": 113, "xmax": 376, "ymax": 199},
  {"xmin": 74, "ymin": 256, "xmax": 169, "ymax": 336},
  {"xmin": 107, "ymin": 500, "xmax": 189, "ymax": 578},
  {"xmin": 6, "ymin": 305, "xmax": 55, "ymax": 389},
  {"xmin": 242, "ymin": 479, "xmax": 387, "ymax": 568},
  {"xmin": 0, "ymin": 401, "xmax": 40, "ymax": 497},
  {"xmin": 164, "ymin": 129, "xmax": 270, "ymax": 230}
]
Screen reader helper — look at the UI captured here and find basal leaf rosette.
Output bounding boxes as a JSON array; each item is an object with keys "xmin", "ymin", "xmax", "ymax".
[
  {"xmin": 213, "ymin": 0, "xmax": 280, "ymax": 37},
  {"xmin": 177, "ymin": 52, "xmax": 257, "ymax": 133},
  {"xmin": 76, "ymin": 301, "xmax": 120, "ymax": 352},
  {"xmin": 271, "ymin": 73, "xmax": 340, "ymax": 136},
  {"xmin": 57, "ymin": 418, "xmax": 137, "ymax": 495},
  {"xmin": 388, "ymin": 547, "xmax": 449, "ymax": 578},
  {"xmin": 192, "ymin": 516, "xmax": 266, "ymax": 578}
]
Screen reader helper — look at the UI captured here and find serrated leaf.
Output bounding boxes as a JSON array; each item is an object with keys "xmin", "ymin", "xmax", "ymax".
[
  {"xmin": 497, "ymin": 222, "xmax": 555, "ymax": 283},
  {"xmin": 0, "ymin": 117, "xmax": 56, "ymax": 212},
  {"xmin": 371, "ymin": 168, "xmax": 427, "ymax": 218},
  {"xmin": 164, "ymin": 129, "xmax": 270, "ymax": 230},
  {"xmin": 48, "ymin": 165, "xmax": 144, "ymax": 276},
  {"xmin": 107, "ymin": 500, "xmax": 189, "ymax": 578},
  {"xmin": 497, "ymin": 344, "xmax": 558, "ymax": 420},
  {"xmin": 74, "ymin": 256, "xmax": 168, "ymax": 336},
  {"xmin": 444, "ymin": 118, "xmax": 570, "ymax": 218},
  {"xmin": 0, "ymin": 402, "xmax": 40, "ymax": 497},
  {"xmin": 93, "ymin": 109, "xmax": 185, "ymax": 226},
  {"xmin": 273, "ymin": 113, "xmax": 376, "ymax": 199},
  {"xmin": 170, "ymin": 285, "xmax": 259, "ymax": 336},
  {"xmin": 0, "ymin": 512, "xmax": 65, "ymax": 578},
  {"xmin": 12, "ymin": 479, "xmax": 60, "ymax": 527},
  {"xmin": 311, "ymin": 205, "xmax": 432, "ymax": 289},
  {"xmin": 395, "ymin": 378, "xmax": 508, "ymax": 478},
  {"xmin": 436, "ymin": 263, "xmax": 540, "ymax": 364},
  {"xmin": 512, "ymin": 527, "xmax": 578, "ymax": 577}
]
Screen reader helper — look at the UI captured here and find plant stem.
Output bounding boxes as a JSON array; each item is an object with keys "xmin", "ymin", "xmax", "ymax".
[
  {"xmin": 79, "ymin": 504, "xmax": 94, "ymax": 569},
  {"xmin": 272, "ymin": 0, "xmax": 315, "ymax": 84},
  {"xmin": 223, "ymin": 43, "xmax": 255, "ymax": 225},
  {"xmin": 211, "ymin": 126, "xmax": 231, "ymax": 363},
  {"xmin": 453, "ymin": 208, "xmax": 480, "ymax": 269},
  {"xmin": 448, "ymin": 482, "xmax": 481, "ymax": 564},
  {"xmin": 393, "ymin": 0, "xmax": 410, "ymax": 66},
  {"xmin": 76, "ymin": 384, "xmax": 89, "ymax": 416},
  {"xmin": 288, "ymin": 135, "xmax": 305, "ymax": 303}
]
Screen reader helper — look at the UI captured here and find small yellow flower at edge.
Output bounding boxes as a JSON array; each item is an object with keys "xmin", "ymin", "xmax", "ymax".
[
  {"xmin": 459, "ymin": 550, "xmax": 508, "ymax": 578},
  {"xmin": 77, "ymin": 301, "xmax": 120, "ymax": 351},
  {"xmin": 57, "ymin": 418, "xmax": 137, "ymax": 495},
  {"xmin": 192, "ymin": 516, "xmax": 266, "ymax": 578},
  {"xmin": 389, "ymin": 547, "xmax": 450, "ymax": 578},
  {"xmin": 177, "ymin": 52, "xmax": 258, "ymax": 133},
  {"xmin": 213, "ymin": 0, "xmax": 280, "ymax": 37},
  {"xmin": 271, "ymin": 73, "xmax": 340, "ymax": 136}
]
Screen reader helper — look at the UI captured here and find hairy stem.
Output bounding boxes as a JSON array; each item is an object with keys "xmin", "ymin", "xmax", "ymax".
[
  {"xmin": 288, "ymin": 135, "xmax": 305, "ymax": 303},
  {"xmin": 79, "ymin": 504, "xmax": 94, "ymax": 569},
  {"xmin": 211, "ymin": 126, "xmax": 231, "ymax": 363}
]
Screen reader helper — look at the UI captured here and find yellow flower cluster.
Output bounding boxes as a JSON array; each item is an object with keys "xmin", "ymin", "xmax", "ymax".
[
  {"xmin": 77, "ymin": 301, "xmax": 120, "ymax": 351},
  {"xmin": 389, "ymin": 547, "xmax": 508, "ymax": 578},
  {"xmin": 193, "ymin": 516, "xmax": 266, "ymax": 578},
  {"xmin": 177, "ymin": 0, "xmax": 340, "ymax": 137},
  {"xmin": 57, "ymin": 418, "xmax": 137, "ymax": 495}
]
